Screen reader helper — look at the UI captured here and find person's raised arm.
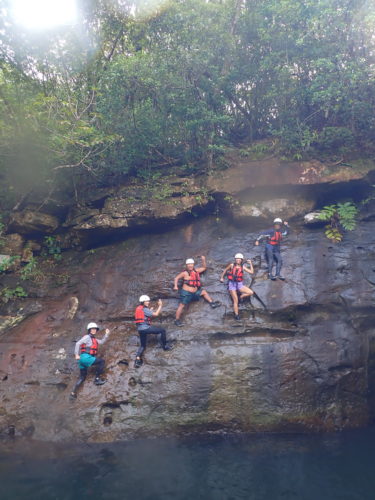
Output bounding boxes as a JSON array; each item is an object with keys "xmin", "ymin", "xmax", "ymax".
[
  {"xmin": 174, "ymin": 271, "xmax": 186, "ymax": 290},
  {"xmin": 244, "ymin": 259, "xmax": 254, "ymax": 274},
  {"xmin": 97, "ymin": 328, "xmax": 111, "ymax": 345},
  {"xmin": 282, "ymin": 221, "xmax": 289, "ymax": 236},
  {"xmin": 220, "ymin": 264, "xmax": 232, "ymax": 282},
  {"xmin": 152, "ymin": 299, "xmax": 163, "ymax": 317},
  {"xmin": 196, "ymin": 255, "xmax": 207, "ymax": 274}
]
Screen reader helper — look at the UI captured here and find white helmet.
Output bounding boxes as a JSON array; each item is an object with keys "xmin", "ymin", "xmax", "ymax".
[
  {"xmin": 273, "ymin": 217, "xmax": 282, "ymax": 224},
  {"xmin": 235, "ymin": 253, "xmax": 244, "ymax": 259},
  {"xmin": 87, "ymin": 322, "xmax": 99, "ymax": 331},
  {"xmin": 186, "ymin": 258, "xmax": 195, "ymax": 265},
  {"xmin": 139, "ymin": 295, "xmax": 151, "ymax": 303}
]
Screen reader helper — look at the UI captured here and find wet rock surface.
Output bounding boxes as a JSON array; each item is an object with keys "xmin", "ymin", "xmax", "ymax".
[{"xmin": 0, "ymin": 212, "xmax": 374, "ymax": 442}]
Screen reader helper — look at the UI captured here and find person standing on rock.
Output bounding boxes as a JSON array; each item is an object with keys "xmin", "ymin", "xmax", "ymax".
[
  {"xmin": 134, "ymin": 295, "xmax": 172, "ymax": 368},
  {"xmin": 70, "ymin": 322, "xmax": 111, "ymax": 399},
  {"xmin": 173, "ymin": 256, "xmax": 221, "ymax": 326},
  {"xmin": 255, "ymin": 217, "xmax": 289, "ymax": 280},
  {"xmin": 220, "ymin": 253, "xmax": 254, "ymax": 320}
]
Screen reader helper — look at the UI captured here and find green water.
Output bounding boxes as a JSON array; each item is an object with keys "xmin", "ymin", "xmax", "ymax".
[{"xmin": 1, "ymin": 429, "xmax": 375, "ymax": 499}]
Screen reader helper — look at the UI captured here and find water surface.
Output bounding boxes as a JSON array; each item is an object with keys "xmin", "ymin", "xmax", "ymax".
[{"xmin": 1, "ymin": 428, "xmax": 375, "ymax": 500}]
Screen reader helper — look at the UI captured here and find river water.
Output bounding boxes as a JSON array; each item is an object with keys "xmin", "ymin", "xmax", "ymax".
[{"xmin": 1, "ymin": 428, "xmax": 375, "ymax": 500}]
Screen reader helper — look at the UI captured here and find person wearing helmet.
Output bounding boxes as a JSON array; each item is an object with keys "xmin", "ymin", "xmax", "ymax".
[
  {"xmin": 255, "ymin": 218, "xmax": 289, "ymax": 280},
  {"xmin": 134, "ymin": 295, "xmax": 172, "ymax": 368},
  {"xmin": 70, "ymin": 322, "xmax": 111, "ymax": 399},
  {"xmin": 220, "ymin": 253, "xmax": 254, "ymax": 320},
  {"xmin": 173, "ymin": 256, "xmax": 221, "ymax": 326}
]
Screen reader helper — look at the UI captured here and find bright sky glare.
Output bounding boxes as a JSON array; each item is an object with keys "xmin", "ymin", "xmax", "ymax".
[{"xmin": 11, "ymin": 0, "xmax": 77, "ymax": 30}]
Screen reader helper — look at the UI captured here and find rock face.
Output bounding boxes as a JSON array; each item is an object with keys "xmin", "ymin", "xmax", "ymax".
[
  {"xmin": 0, "ymin": 210, "xmax": 374, "ymax": 442},
  {"xmin": 6, "ymin": 158, "xmax": 372, "ymax": 248},
  {"xmin": 8, "ymin": 210, "xmax": 59, "ymax": 235}
]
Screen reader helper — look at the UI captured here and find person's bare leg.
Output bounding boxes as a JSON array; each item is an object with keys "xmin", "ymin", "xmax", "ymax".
[
  {"xmin": 175, "ymin": 303, "xmax": 185, "ymax": 320},
  {"xmin": 201, "ymin": 290, "xmax": 213, "ymax": 303},
  {"xmin": 230, "ymin": 290, "xmax": 239, "ymax": 315},
  {"xmin": 240, "ymin": 286, "xmax": 254, "ymax": 300}
]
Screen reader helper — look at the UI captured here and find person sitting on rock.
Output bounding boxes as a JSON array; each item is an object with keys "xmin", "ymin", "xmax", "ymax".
[
  {"xmin": 255, "ymin": 217, "xmax": 289, "ymax": 280},
  {"xmin": 134, "ymin": 295, "xmax": 172, "ymax": 368},
  {"xmin": 70, "ymin": 322, "xmax": 111, "ymax": 399},
  {"xmin": 173, "ymin": 256, "xmax": 221, "ymax": 326},
  {"xmin": 220, "ymin": 253, "xmax": 254, "ymax": 320}
]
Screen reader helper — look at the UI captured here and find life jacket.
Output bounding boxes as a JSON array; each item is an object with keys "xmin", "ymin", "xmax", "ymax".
[
  {"xmin": 80, "ymin": 335, "xmax": 98, "ymax": 356},
  {"xmin": 134, "ymin": 304, "xmax": 151, "ymax": 326},
  {"xmin": 269, "ymin": 230, "xmax": 282, "ymax": 246},
  {"xmin": 183, "ymin": 269, "xmax": 201, "ymax": 288},
  {"xmin": 227, "ymin": 264, "xmax": 243, "ymax": 282}
]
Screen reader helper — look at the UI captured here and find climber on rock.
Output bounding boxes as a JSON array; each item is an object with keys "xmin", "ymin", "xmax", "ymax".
[
  {"xmin": 255, "ymin": 217, "xmax": 289, "ymax": 280},
  {"xmin": 220, "ymin": 253, "xmax": 254, "ymax": 320},
  {"xmin": 173, "ymin": 256, "xmax": 221, "ymax": 326},
  {"xmin": 134, "ymin": 295, "xmax": 172, "ymax": 368},
  {"xmin": 70, "ymin": 322, "xmax": 111, "ymax": 399}
]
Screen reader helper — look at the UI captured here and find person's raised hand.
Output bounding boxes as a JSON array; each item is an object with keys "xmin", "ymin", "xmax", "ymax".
[
  {"xmin": 284, "ymin": 221, "xmax": 289, "ymax": 225},
  {"xmin": 255, "ymin": 241, "xmax": 259, "ymax": 246},
  {"xmin": 158, "ymin": 299, "xmax": 163, "ymax": 306},
  {"xmin": 105, "ymin": 328, "xmax": 110, "ymax": 335}
]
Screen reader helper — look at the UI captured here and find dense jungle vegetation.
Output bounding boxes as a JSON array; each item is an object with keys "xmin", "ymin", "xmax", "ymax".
[{"xmin": 0, "ymin": 0, "xmax": 375, "ymax": 208}]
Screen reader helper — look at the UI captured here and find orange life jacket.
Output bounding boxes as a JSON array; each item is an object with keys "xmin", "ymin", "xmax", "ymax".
[
  {"xmin": 80, "ymin": 336, "xmax": 98, "ymax": 356},
  {"xmin": 269, "ymin": 230, "xmax": 282, "ymax": 246},
  {"xmin": 134, "ymin": 305, "xmax": 151, "ymax": 326},
  {"xmin": 183, "ymin": 269, "xmax": 201, "ymax": 288},
  {"xmin": 227, "ymin": 264, "xmax": 243, "ymax": 282}
]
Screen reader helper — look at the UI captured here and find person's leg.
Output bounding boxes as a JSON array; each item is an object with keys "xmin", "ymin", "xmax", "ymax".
[
  {"xmin": 136, "ymin": 331, "xmax": 148, "ymax": 358},
  {"xmin": 239, "ymin": 285, "xmax": 254, "ymax": 299},
  {"xmin": 201, "ymin": 289, "xmax": 221, "ymax": 308},
  {"xmin": 175, "ymin": 303, "xmax": 185, "ymax": 320},
  {"xmin": 274, "ymin": 248, "xmax": 283, "ymax": 277},
  {"xmin": 229, "ymin": 289, "xmax": 239, "ymax": 315},
  {"xmin": 71, "ymin": 367, "xmax": 87, "ymax": 397},
  {"xmin": 92, "ymin": 357, "xmax": 105, "ymax": 377},
  {"xmin": 265, "ymin": 245, "xmax": 274, "ymax": 276},
  {"xmin": 135, "ymin": 330, "xmax": 148, "ymax": 368},
  {"xmin": 201, "ymin": 289, "xmax": 213, "ymax": 302},
  {"xmin": 142, "ymin": 326, "xmax": 168, "ymax": 348}
]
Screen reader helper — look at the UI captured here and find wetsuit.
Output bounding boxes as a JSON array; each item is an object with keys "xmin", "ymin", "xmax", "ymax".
[{"xmin": 256, "ymin": 226, "xmax": 289, "ymax": 276}]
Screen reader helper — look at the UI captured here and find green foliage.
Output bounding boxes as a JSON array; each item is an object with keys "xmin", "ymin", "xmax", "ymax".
[
  {"xmin": 43, "ymin": 236, "xmax": 62, "ymax": 261},
  {"xmin": 20, "ymin": 257, "xmax": 43, "ymax": 281},
  {"xmin": 1, "ymin": 0, "xmax": 375, "ymax": 203},
  {"xmin": 319, "ymin": 202, "xmax": 358, "ymax": 242},
  {"xmin": 1, "ymin": 286, "xmax": 27, "ymax": 303},
  {"xmin": 0, "ymin": 255, "xmax": 19, "ymax": 273}
]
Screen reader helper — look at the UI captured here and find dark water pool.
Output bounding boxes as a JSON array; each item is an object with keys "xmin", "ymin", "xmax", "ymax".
[{"xmin": 1, "ymin": 428, "xmax": 375, "ymax": 500}]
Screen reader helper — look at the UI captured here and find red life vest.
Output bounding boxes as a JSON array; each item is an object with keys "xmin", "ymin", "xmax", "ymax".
[
  {"xmin": 227, "ymin": 264, "xmax": 243, "ymax": 282},
  {"xmin": 269, "ymin": 230, "xmax": 282, "ymax": 246},
  {"xmin": 80, "ymin": 336, "xmax": 98, "ymax": 356},
  {"xmin": 183, "ymin": 269, "xmax": 201, "ymax": 288},
  {"xmin": 134, "ymin": 305, "xmax": 151, "ymax": 326}
]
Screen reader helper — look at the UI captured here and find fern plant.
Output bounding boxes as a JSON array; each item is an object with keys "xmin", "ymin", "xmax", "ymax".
[{"xmin": 318, "ymin": 202, "xmax": 358, "ymax": 242}]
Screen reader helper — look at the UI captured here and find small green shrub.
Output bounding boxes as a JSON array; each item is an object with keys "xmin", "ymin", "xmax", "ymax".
[
  {"xmin": 20, "ymin": 257, "xmax": 43, "ymax": 281},
  {"xmin": 43, "ymin": 236, "xmax": 62, "ymax": 261},
  {"xmin": 0, "ymin": 256, "xmax": 20, "ymax": 273},
  {"xmin": 1, "ymin": 286, "xmax": 28, "ymax": 303}
]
